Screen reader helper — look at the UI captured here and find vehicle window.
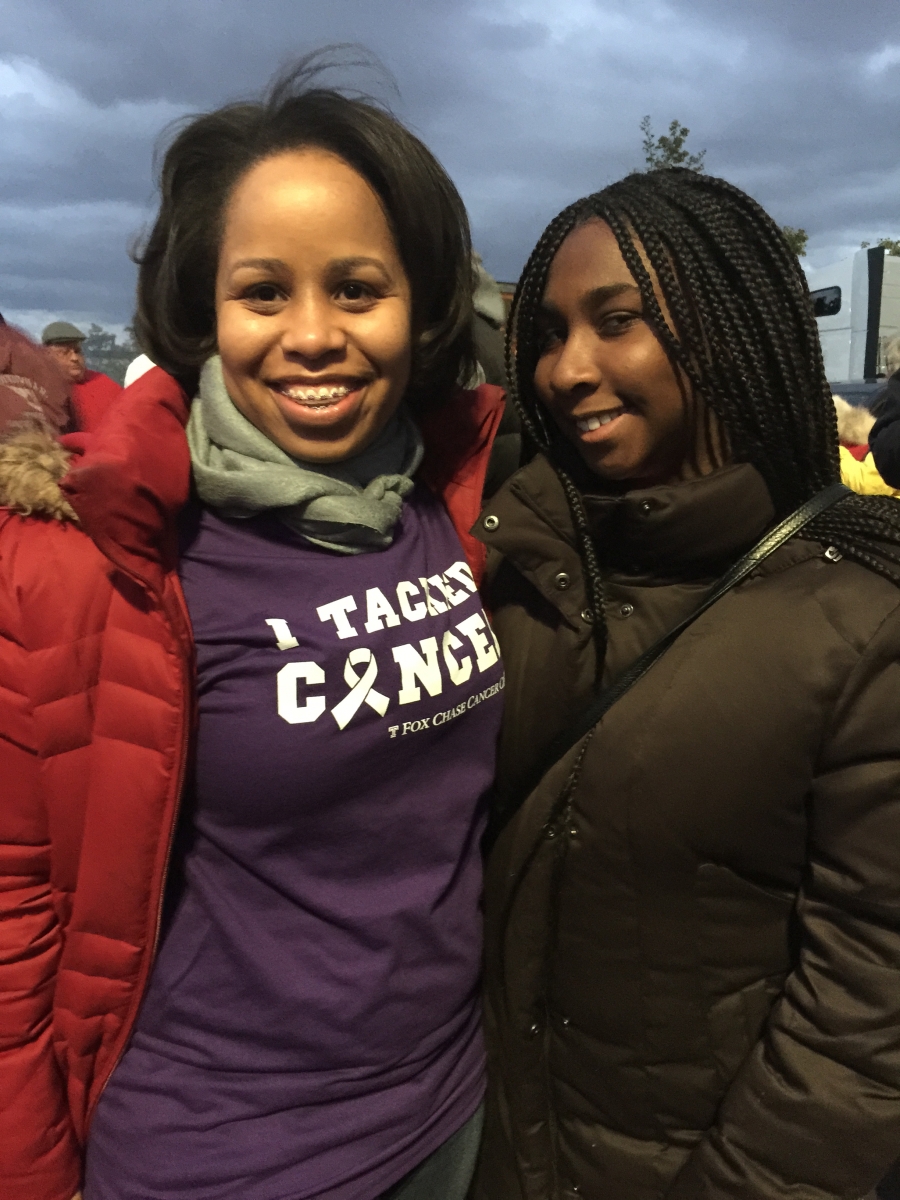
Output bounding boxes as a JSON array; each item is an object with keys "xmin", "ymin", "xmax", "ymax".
[{"xmin": 811, "ymin": 286, "xmax": 841, "ymax": 317}]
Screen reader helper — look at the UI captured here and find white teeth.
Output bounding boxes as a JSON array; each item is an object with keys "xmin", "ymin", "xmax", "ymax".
[
  {"xmin": 280, "ymin": 384, "xmax": 353, "ymax": 403},
  {"xmin": 576, "ymin": 410, "xmax": 623, "ymax": 433}
]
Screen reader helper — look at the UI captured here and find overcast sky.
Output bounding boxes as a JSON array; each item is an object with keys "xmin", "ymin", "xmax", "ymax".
[{"xmin": 2, "ymin": 0, "xmax": 900, "ymax": 338}]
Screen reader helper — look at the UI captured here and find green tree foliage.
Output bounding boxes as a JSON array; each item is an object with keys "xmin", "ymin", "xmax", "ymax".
[
  {"xmin": 781, "ymin": 226, "xmax": 809, "ymax": 258},
  {"xmin": 82, "ymin": 323, "xmax": 139, "ymax": 385},
  {"xmin": 640, "ymin": 115, "xmax": 706, "ymax": 172},
  {"xmin": 861, "ymin": 237, "xmax": 900, "ymax": 256}
]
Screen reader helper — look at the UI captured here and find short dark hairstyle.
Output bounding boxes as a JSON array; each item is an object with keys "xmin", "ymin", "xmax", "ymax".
[
  {"xmin": 133, "ymin": 48, "xmax": 475, "ymax": 408},
  {"xmin": 508, "ymin": 168, "xmax": 900, "ymax": 676}
]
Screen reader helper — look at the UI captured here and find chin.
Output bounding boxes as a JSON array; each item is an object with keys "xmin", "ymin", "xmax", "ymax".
[
  {"xmin": 281, "ymin": 425, "xmax": 371, "ymax": 463},
  {"xmin": 580, "ymin": 452, "xmax": 630, "ymax": 479}
]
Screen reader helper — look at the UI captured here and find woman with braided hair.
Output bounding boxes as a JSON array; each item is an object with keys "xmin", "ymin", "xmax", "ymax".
[{"xmin": 471, "ymin": 168, "xmax": 900, "ymax": 1199}]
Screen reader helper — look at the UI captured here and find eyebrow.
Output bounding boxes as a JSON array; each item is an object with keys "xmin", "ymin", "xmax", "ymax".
[
  {"xmin": 328, "ymin": 256, "xmax": 392, "ymax": 277},
  {"xmin": 539, "ymin": 281, "xmax": 639, "ymax": 317},
  {"xmin": 228, "ymin": 255, "xmax": 393, "ymax": 278},
  {"xmin": 229, "ymin": 257, "xmax": 288, "ymax": 274}
]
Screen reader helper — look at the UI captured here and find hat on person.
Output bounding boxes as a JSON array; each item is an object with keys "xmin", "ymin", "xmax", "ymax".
[{"xmin": 42, "ymin": 320, "xmax": 85, "ymax": 345}]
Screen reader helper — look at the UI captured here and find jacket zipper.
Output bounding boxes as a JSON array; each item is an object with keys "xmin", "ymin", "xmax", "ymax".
[{"xmin": 538, "ymin": 755, "xmax": 587, "ymax": 1200}]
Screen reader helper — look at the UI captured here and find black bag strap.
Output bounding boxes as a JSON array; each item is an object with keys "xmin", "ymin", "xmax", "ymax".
[{"xmin": 491, "ymin": 481, "xmax": 852, "ymax": 839}]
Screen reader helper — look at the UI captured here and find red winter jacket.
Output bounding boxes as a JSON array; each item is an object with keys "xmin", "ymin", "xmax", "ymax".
[
  {"xmin": 0, "ymin": 368, "xmax": 505, "ymax": 1200},
  {"xmin": 70, "ymin": 369, "xmax": 123, "ymax": 432}
]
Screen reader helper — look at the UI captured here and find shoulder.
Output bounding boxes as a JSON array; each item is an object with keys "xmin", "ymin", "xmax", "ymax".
[
  {"xmin": 0, "ymin": 427, "xmax": 77, "ymax": 522},
  {"xmin": 0, "ymin": 426, "xmax": 107, "ymax": 599},
  {"xmin": 0, "ymin": 506, "xmax": 104, "ymax": 581},
  {"xmin": 0, "ymin": 509, "xmax": 111, "ymax": 661},
  {"xmin": 756, "ymin": 537, "xmax": 900, "ymax": 663}
]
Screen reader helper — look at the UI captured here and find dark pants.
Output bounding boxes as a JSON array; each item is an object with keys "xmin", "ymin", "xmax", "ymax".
[{"xmin": 380, "ymin": 1105, "xmax": 484, "ymax": 1200}]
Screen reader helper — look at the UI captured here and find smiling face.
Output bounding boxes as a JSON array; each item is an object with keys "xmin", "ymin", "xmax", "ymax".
[
  {"xmin": 215, "ymin": 148, "xmax": 413, "ymax": 462},
  {"xmin": 533, "ymin": 218, "xmax": 695, "ymax": 487}
]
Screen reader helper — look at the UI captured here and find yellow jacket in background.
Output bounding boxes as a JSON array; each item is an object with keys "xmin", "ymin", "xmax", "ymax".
[{"xmin": 839, "ymin": 446, "xmax": 900, "ymax": 497}]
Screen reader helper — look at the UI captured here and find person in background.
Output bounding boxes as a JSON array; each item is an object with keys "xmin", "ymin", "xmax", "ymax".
[
  {"xmin": 41, "ymin": 320, "xmax": 123, "ymax": 431},
  {"xmin": 472, "ymin": 167, "xmax": 900, "ymax": 1199},
  {"xmin": 833, "ymin": 393, "xmax": 874, "ymax": 460},
  {"xmin": 470, "ymin": 254, "xmax": 520, "ymax": 497},
  {"xmin": 868, "ymin": 335, "xmax": 900, "ymax": 487},
  {"xmin": 1, "ymin": 55, "xmax": 504, "ymax": 1200},
  {"xmin": 833, "ymin": 393, "xmax": 900, "ymax": 496},
  {"xmin": 471, "ymin": 253, "xmax": 506, "ymax": 389}
]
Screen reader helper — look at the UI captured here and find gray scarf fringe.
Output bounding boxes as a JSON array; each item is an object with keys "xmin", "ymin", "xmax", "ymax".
[{"xmin": 186, "ymin": 357, "xmax": 424, "ymax": 554}]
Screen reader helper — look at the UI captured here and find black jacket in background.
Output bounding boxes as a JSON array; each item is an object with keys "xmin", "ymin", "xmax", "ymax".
[{"xmin": 869, "ymin": 370, "xmax": 900, "ymax": 486}]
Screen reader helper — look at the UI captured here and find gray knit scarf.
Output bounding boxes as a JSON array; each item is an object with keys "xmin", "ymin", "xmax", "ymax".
[{"xmin": 185, "ymin": 357, "xmax": 424, "ymax": 554}]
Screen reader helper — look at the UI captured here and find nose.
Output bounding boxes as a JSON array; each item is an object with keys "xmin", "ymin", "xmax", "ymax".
[
  {"xmin": 280, "ymin": 290, "xmax": 346, "ymax": 362},
  {"xmin": 547, "ymin": 325, "xmax": 602, "ymax": 397}
]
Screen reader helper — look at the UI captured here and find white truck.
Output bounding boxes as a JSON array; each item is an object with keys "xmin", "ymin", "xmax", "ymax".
[{"xmin": 807, "ymin": 246, "xmax": 900, "ymax": 390}]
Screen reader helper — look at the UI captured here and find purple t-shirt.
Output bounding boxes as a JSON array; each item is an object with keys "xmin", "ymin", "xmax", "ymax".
[{"xmin": 84, "ymin": 484, "xmax": 503, "ymax": 1200}]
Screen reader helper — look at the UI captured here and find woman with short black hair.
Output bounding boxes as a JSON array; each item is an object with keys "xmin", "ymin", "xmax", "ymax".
[
  {"xmin": 0, "ymin": 54, "xmax": 505, "ymax": 1200},
  {"xmin": 473, "ymin": 168, "xmax": 900, "ymax": 1199}
]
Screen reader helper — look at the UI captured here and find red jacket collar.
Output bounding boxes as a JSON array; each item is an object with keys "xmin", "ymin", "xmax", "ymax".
[{"xmin": 61, "ymin": 369, "xmax": 505, "ymax": 594}]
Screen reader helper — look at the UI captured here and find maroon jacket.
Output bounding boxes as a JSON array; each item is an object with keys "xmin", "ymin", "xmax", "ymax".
[
  {"xmin": 0, "ymin": 325, "xmax": 70, "ymax": 436},
  {"xmin": 0, "ymin": 368, "xmax": 505, "ymax": 1200}
]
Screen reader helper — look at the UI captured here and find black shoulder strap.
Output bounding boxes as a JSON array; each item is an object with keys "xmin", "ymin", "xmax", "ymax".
[{"xmin": 490, "ymin": 482, "xmax": 852, "ymax": 840}]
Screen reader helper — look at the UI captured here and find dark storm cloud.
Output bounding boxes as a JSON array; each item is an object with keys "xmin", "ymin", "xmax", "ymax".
[{"xmin": 2, "ymin": 0, "xmax": 900, "ymax": 333}]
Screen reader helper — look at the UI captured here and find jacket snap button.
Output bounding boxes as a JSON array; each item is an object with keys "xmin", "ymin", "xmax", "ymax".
[
  {"xmin": 529, "ymin": 1022, "xmax": 540, "ymax": 1036},
  {"xmin": 483, "ymin": 514, "xmax": 500, "ymax": 531},
  {"xmin": 824, "ymin": 545, "xmax": 843, "ymax": 562},
  {"xmin": 580, "ymin": 608, "xmax": 593, "ymax": 624},
  {"xmin": 639, "ymin": 500, "xmax": 653, "ymax": 515},
  {"xmin": 619, "ymin": 602, "xmax": 634, "ymax": 617},
  {"xmin": 554, "ymin": 571, "xmax": 571, "ymax": 590},
  {"xmin": 561, "ymin": 1016, "xmax": 570, "ymax": 1027}
]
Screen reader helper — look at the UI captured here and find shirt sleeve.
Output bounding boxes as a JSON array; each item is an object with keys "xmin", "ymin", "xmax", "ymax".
[{"xmin": 668, "ymin": 602, "xmax": 900, "ymax": 1199}]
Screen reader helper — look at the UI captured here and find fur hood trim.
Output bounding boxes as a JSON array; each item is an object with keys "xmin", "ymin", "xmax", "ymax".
[
  {"xmin": 0, "ymin": 425, "xmax": 77, "ymax": 522},
  {"xmin": 833, "ymin": 394, "xmax": 875, "ymax": 447}
]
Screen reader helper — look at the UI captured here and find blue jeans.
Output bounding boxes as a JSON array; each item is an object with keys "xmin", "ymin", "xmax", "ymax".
[{"xmin": 380, "ymin": 1105, "xmax": 484, "ymax": 1200}]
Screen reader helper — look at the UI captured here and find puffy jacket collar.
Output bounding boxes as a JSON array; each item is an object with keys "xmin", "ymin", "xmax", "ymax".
[
  {"xmin": 475, "ymin": 454, "xmax": 816, "ymax": 629},
  {"xmin": 582, "ymin": 461, "xmax": 776, "ymax": 577},
  {"xmin": 475, "ymin": 455, "xmax": 591, "ymax": 630},
  {"xmin": 59, "ymin": 370, "xmax": 506, "ymax": 596}
]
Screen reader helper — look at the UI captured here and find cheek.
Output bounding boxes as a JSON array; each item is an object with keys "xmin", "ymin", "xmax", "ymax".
[
  {"xmin": 364, "ymin": 307, "xmax": 413, "ymax": 378},
  {"xmin": 532, "ymin": 358, "xmax": 554, "ymax": 406},
  {"xmin": 629, "ymin": 349, "xmax": 686, "ymax": 429},
  {"xmin": 216, "ymin": 310, "xmax": 268, "ymax": 376}
]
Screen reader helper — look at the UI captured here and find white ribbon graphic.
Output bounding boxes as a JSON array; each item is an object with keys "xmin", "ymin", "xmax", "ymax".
[{"xmin": 331, "ymin": 648, "xmax": 389, "ymax": 730}]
